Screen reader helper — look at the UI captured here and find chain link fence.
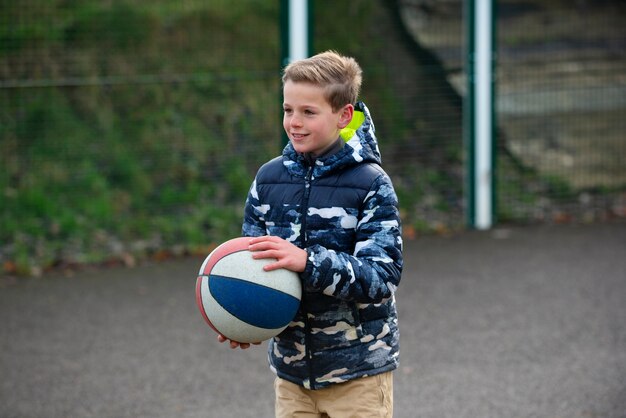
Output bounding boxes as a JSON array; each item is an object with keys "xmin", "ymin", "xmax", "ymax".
[
  {"xmin": 495, "ymin": 0, "xmax": 626, "ymax": 223},
  {"xmin": 398, "ymin": 0, "xmax": 626, "ymax": 226},
  {"xmin": 1, "ymin": 0, "xmax": 624, "ymax": 274},
  {"xmin": 1, "ymin": 1, "xmax": 282, "ymax": 274}
]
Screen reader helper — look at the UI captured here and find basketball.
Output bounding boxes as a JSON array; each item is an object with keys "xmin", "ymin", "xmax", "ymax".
[{"xmin": 195, "ymin": 237, "xmax": 302, "ymax": 343}]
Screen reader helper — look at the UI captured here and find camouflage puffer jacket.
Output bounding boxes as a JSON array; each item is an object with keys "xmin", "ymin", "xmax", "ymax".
[{"xmin": 242, "ymin": 102, "xmax": 403, "ymax": 390}]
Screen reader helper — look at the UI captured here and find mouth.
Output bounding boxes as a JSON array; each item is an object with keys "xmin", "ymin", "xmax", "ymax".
[{"xmin": 290, "ymin": 133, "xmax": 308, "ymax": 141}]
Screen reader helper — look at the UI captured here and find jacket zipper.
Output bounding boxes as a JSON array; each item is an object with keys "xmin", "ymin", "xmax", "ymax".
[{"xmin": 301, "ymin": 164, "xmax": 315, "ymax": 389}]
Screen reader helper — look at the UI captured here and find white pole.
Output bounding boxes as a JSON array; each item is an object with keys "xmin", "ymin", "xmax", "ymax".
[
  {"xmin": 289, "ymin": 0, "xmax": 308, "ymax": 62},
  {"xmin": 474, "ymin": 0, "xmax": 493, "ymax": 229}
]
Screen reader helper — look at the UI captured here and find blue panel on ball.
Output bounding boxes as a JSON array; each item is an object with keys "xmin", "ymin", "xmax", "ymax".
[{"xmin": 209, "ymin": 275, "xmax": 300, "ymax": 329}]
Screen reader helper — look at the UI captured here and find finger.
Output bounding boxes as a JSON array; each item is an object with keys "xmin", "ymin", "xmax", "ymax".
[
  {"xmin": 249, "ymin": 241, "xmax": 280, "ymax": 252},
  {"xmin": 262, "ymin": 260, "xmax": 285, "ymax": 271},
  {"xmin": 248, "ymin": 236, "xmax": 277, "ymax": 245},
  {"xmin": 251, "ymin": 249, "xmax": 280, "ymax": 260}
]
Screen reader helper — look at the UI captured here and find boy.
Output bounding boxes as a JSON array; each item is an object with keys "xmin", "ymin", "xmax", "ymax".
[{"xmin": 219, "ymin": 50, "xmax": 403, "ymax": 418}]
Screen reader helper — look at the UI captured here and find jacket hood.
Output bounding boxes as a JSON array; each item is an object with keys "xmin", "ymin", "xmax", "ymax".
[{"xmin": 282, "ymin": 101, "xmax": 382, "ymax": 177}]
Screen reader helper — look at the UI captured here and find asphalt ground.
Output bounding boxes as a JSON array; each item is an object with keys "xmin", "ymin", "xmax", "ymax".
[{"xmin": 1, "ymin": 222, "xmax": 625, "ymax": 418}]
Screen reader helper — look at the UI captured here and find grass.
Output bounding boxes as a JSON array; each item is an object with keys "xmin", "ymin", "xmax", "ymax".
[
  {"xmin": 1, "ymin": 0, "xmax": 281, "ymax": 275},
  {"xmin": 2, "ymin": 0, "xmax": 609, "ymax": 276}
]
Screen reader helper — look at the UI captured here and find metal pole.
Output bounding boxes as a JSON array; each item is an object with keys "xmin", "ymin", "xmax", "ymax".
[
  {"xmin": 466, "ymin": 0, "xmax": 495, "ymax": 229},
  {"xmin": 289, "ymin": 0, "xmax": 309, "ymax": 62},
  {"xmin": 475, "ymin": 0, "xmax": 493, "ymax": 229},
  {"xmin": 280, "ymin": 0, "xmax": 311, "ymax": 145}
]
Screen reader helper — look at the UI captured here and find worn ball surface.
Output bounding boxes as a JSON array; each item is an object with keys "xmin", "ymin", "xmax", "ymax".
[{"xmin": 195, "ymin": 237, "xmax": 302, "ymax": 343}]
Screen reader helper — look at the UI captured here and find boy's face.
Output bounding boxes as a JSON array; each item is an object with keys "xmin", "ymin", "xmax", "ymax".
[{"xmin": 283, "ymin": 80, "xmax": 353, "ymax": 156}]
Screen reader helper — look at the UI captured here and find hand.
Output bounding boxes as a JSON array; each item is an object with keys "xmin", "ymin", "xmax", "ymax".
[
  {"xmin": 217, "ymin": 334, "xmax": 261, "ymax": 349},
  {"xmin": 248, "ymin": 236, "xmax": 307, "ymax": 273}
]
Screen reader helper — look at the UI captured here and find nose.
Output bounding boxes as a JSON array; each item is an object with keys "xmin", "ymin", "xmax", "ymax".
[{"xmin": 289, "ymin": 114, "xmax": 303, "ymax": 128}]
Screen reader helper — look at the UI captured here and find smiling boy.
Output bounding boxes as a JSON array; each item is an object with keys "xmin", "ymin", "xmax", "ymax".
[{"xmin": 220, "ymin": 50, "xmax": 403, "ymax": 418}]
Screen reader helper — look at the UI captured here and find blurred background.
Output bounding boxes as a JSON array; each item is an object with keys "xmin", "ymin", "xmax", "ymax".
[{"xmin": 1, "ymin": 0, "xmax": 624, "ymax": 276}]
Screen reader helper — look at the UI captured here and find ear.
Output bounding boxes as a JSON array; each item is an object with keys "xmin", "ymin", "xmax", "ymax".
[{"xmin": 337, "ymin": 104, "xmax": 354, "ymax": 129}]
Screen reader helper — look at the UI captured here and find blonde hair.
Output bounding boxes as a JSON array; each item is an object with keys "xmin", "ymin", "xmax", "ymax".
[{"xmin": 282, "ymin": 50, "xmax": 362, "ymax": 111}]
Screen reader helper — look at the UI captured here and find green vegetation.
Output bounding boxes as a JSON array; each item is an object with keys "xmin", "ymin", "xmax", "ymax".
[
  {"xmin": 1, "ymin": 1, "xmax": 281, "ymax": 274},
  {"xmin": 1, "ymin": 0, "xmax": 593, "ymax": 276}
]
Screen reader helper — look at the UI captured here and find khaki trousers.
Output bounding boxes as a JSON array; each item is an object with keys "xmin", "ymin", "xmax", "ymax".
[{"xmin": 275, "ymin": 372, "xmax": 393, "ymax": 418}]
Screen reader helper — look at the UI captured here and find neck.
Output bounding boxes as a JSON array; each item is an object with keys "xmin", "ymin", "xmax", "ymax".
[{"xmin": 309, "ymin": 137, "xmax": 344, "ymax": 159}]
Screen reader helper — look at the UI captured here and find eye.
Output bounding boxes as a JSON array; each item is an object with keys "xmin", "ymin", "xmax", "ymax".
[
  {"xmin": 283, "ymin": 107, "xmax": 293, "ymax": 115},
  {"xmin": 304, "ymin": 109, "xmax": 315, "ymax": 116}
]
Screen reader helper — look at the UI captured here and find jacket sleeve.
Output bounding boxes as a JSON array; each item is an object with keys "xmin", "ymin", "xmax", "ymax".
[
  {"xmin": 302, "ymin": 173, "xmax": 403, "ymax": 303},
  {"xmin": 241, "ymin": 178, "xmax": 267, "ymax": 238}
]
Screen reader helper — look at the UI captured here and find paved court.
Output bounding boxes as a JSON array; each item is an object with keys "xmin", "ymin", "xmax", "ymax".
[{"xmin": 1, "ymin": 222, "xmax": 625, "ymax": 417}]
